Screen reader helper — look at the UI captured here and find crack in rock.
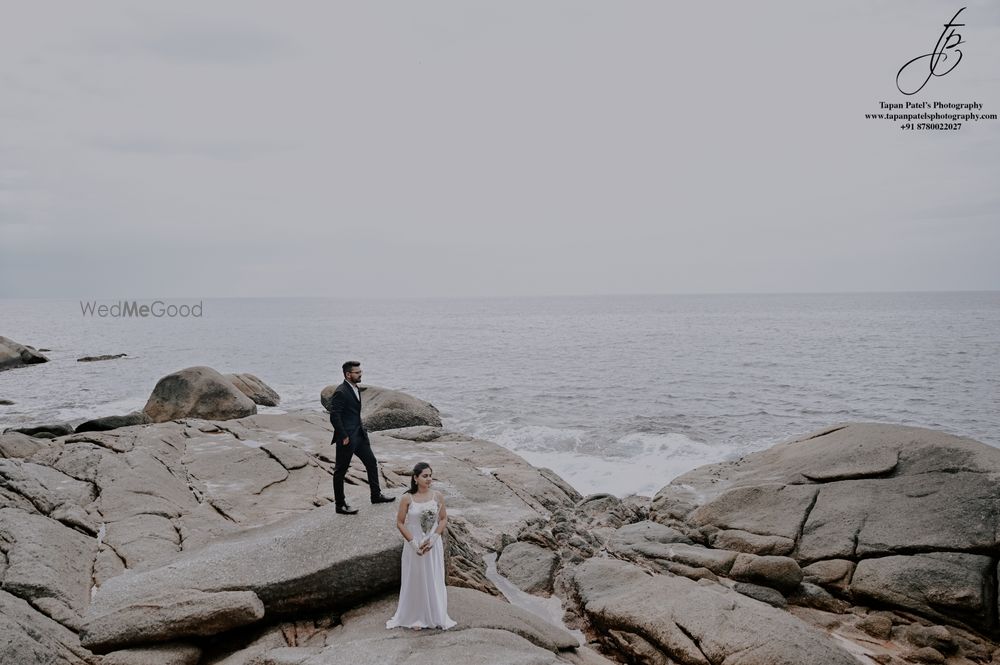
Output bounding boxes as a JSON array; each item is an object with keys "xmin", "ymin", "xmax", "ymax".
[{"xmin": 795, "ymin": 488, "xmax": 821, "ymax": 548}]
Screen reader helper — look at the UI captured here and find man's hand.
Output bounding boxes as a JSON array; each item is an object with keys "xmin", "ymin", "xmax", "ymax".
[{"xmin": 341, "ymin": 436, "xmax": 350, "ymax": 446}]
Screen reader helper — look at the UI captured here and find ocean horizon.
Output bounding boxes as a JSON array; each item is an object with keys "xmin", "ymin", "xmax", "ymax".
[{"xmin": 3, "ymin": 291, "xmax": 998, "ymax": 497}]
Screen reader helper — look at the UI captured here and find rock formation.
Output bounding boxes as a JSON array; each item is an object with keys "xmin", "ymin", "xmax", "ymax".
[
  {"xmin": 320, "ymin": 383, "xmax": 442, "ymax": 431},
  {"xmin": 226, "ymin": 373, "xmax": 281, "ymax": 407},
  {"xmin": 75, "ymin": 412, "xmax": 152, "ymax": 433},
  {"xmin": 77, "ymin": 354, "xmax": 128, "ymax": 362},
  {"xmin": 648, "ymin": 424, "xmax": 999, "ymax": 634},
  {"xmin": 1, "ymin": 402, "xmax": 590, "ymax": 663},
  {"xmin": 32, "ymin": 369, "xmax": 282, "ymax": 436},
  {"xmin": 1, "ymin": 396, "xmax": 998, "ymax": 664},
  {"xmin": 6, "ymin": 422, "xmax": 76, "ymax": 438},
  {"xmin": 143, "ymin": 366, "xmax": 258, "ymax": 422},
  {"xmin": 0, "ymin": 335, "xmax": 49, "ymax": 371}
]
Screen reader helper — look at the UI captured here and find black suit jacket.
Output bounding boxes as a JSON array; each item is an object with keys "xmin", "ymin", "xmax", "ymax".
[{"xmin": 329, "ymin": 380, "xmax": 367, "ymax": 445}]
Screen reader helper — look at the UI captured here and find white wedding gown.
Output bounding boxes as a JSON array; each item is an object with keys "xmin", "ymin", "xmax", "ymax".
[{"xmin": 386, "ymin": 497, "xmax": 456, "ymax": 630}]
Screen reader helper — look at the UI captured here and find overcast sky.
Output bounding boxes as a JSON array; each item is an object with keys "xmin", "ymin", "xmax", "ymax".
[{"xmin": 1, "ymin": 1, "xmax": 998, "ymax": 298}]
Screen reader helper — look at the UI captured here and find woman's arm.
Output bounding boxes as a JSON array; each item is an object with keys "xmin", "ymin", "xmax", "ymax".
[
  {"xmin": 434, "ymin": 491, "xmax": 448, "ymax": 535},
  {"xmin": 395, "ymin": 495, "xmax": 417, "ymax": 545}
]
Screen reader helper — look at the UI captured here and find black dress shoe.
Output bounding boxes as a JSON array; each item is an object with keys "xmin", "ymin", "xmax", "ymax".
[
  {"xmin": 371, "ymin": 494, "xmax": 396, "ymax": 504},
  {"xmin": 336, "ymin": 504, "xmax": 359, "ymax": 515}
]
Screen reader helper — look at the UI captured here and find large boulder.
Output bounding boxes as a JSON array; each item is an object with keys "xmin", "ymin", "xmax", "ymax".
[
  {"xmin": 83, "ymin": 502, "xmax": 403, "ymax": 650},
  {"xmin": 82, "ymin": 590, "xmax": 265, "ymax": 653},
  {"xmin": 573, "ymin": 558, "xmax": 859, "ymax": 665},
  {"xmin": 851, "ymin": 553, "xmax": 995, "ymax": 632},
  {"xmin": 0, "ymin": 431, "xmax": 47, "ymax": 458},
  {"xmin": 320, "ymin": 384, "xmax": 442, "ymax": 431},
  {"xmin": 226, "ymin": 373, "xmax": 281, "ymax": 407},
  {"xmin": 0, "ymin": 335, "xmax": 49, "ymax": 371},
  {"xmin": 143, "ymin": 366, "xmax": 257, "ymax": 423},
  {"xmin": 649, "ymin": 423, "xmax": 1000, "ymax": 632}
]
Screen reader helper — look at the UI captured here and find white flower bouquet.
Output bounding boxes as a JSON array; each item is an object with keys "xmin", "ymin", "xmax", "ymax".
[{"xmin": 418, "ymin": 506, "xmax": 437, "ymax": 545}]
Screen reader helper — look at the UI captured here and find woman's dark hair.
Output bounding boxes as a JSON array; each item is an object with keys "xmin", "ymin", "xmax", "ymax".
[{"xmin": 408, "ymin": 462, "xmax": 432, "ymax": 494}]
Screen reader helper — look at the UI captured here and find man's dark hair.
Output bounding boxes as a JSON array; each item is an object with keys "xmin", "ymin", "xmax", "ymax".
[{"xmin": 342, "ymin": 360, "xmax": 361, "ymax": 376}]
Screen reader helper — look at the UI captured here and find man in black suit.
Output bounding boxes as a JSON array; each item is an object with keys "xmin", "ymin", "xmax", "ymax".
[{"xmin": 329, "ymin": 360, "xmax": 396, "ymax": 514}]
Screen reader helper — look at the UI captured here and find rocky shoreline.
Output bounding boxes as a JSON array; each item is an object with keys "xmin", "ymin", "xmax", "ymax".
[
  {"xmin": 0, "ymin": 335, "xmax": 49, "ymax": 372},
  {"xmin": 2, "ymin": 363, "xmax": 999, "ymax": 664}
]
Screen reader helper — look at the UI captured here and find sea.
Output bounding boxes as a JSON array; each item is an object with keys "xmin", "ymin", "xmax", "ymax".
[{"xmin": 2, "ymin": 292, "xmax": 998, "ymax": 497}]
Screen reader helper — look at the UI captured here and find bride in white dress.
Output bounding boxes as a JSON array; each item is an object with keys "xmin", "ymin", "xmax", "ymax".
[{"xmin": 386, "ymin": 462, "xmax": 456, "ymax": 630}]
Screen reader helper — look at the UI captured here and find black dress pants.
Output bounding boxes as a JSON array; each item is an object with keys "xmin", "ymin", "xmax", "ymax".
[{"xmin": 332, "ymin": 433, "xmax": 382, "ymax": 505}]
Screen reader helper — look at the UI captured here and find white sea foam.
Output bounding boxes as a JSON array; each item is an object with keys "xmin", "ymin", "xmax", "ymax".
[
  {"xmin": 476, "ymin": 425, "xmax": 732, "ymax": 497},
  {"xmin": 37, "ymin": 397, "xmax": 147, "ymax": 425},
  {"xmin": 511, "ymin": 446, "xmax": 727, "ymax": 497},
  {"xmin": 475, "ymin": 423, "xmax": 590, "ymax": 454}
]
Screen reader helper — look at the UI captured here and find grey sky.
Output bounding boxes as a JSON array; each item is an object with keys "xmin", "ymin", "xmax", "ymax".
[{"xmin": 2, "ymin": 1, "xmax": 998, "ymax": 298}]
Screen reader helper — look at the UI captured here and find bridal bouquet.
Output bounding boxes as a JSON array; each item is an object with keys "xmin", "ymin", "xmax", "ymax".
[{"xmin": 418, "ymin": 506, "xmax": 437, "ymax": 545}]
